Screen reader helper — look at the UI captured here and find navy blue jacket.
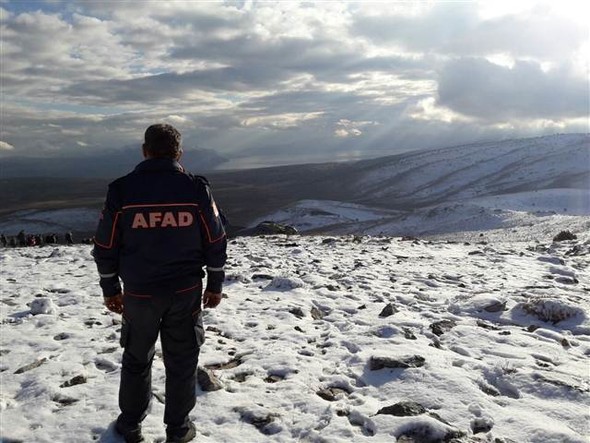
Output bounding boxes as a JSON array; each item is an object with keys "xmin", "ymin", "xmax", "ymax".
[{"xmin": 93, "ymin": 158, "xmax": 227, "ymax": 297}]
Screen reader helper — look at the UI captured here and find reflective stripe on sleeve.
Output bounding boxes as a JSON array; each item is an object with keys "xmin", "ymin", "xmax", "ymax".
[
  {"xmin": 206, "ymin": 266, "xmax": 225, "ymax": 272},
  {"xmin": 99, "ymin": 272, "xmax": 118, "ymax": 278}
]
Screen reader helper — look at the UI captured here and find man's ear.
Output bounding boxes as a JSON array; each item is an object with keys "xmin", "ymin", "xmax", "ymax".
[
  {"xmin": 142, "ymin": 144, "xmax": 149, "ymax": 159},
  {"xmin": 176, "ymin": 148, "xmax": 183, "ymax": 161}
]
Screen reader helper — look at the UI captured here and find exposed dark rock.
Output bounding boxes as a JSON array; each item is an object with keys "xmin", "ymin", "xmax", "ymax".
[
  {"xmin": 235, "ymin": 407, "xmax": 280, "ymax": 435},
  {"xmin": 242, "ymin": 221, "xmax": 298, "ymax": 236},
  {"xmin": 310, "ymin": 306, "xmax": 324, "ymax": 320},
  {"xmin": 317, "ymin": 386, "xmax": 350, "ymax": 401},
  {"xmin": 554, "ymin": 276, "xmax": 578, "ymax": 285},
  {"xmin": 84, "ymin": 318, "xmax": 102, "ymax": 327},
  {"xmin": 252, "ymin": 274, "xmax": 274, "ymax": 281},
  {"xmin": 379, "ymin": 303, "xmax": 398, "ymax": 318},
  {"xmin": 52, "ymin": 394, "xmax": 78, "ymax": 406},
  {"xmin": 14, "ymin": 358, "xmax": 47, "ymax": 374},
  {"xmin": 204, "ymin": 356, "xmax": 243, "ymax": 370},
  {"xmin": 468, "ymin": 250, "xmax": 485, "ymax": 256},
  {"xmin": 429, "ymin": 320, "xmax": 457, "ymax": 336},
  {"xmin": 206, "ymin": 326, "xmax": 223, "ymax": 334},
  {"xmin": 553, "ymin": 230, "xmax": 577, "ymax": 242},
  {"xmin": 60, "ymin": 375, "xmax": 87, "ymax": 388},
  {"xmin": 430, "ymin": 338, "xmax": 442, "ymax": 349},
  {"xmin": 478, "ymin": 382, "xmax": 501, "ymax": 397},
  {"xmin": 264, "ymin": 374, "xmax": 284, "ymax": 383},
  {"xmin": 476, "ymin": 320, "xmax": 500, "ymax": 330},
  {"xmin": 377, "ymin": 401, "xmax": 426, "ymax": 416},
  {"xmin": 471, "ymin": 417, "xmax": 494, "ymax": 434},
  {"xmin": 396, "ymin": 425, "xmax": 464, "ymax": 443},
  {"xmin": 98, "ymin": 346, "xmax": 118, "ymax": 354},
  {"xmin": 289, "ymin": 307, "xmax": 305, "ymax": 318},
  {"xmin": 232, "ymin": 372, "xmax": 250, "ymax": 383},
  {"xmin": 520, "ymin": 299, "xmax": 583, "ymax": 323},
  {"xmin": 197, "ymin": 366, "xmax": 223, "ymax": 391},
  {"xmin": 484, "ymin": 301, "xmax": 506, "ymax": 313},
  {"xmin": 401, "ymin": 328, "xmax": 417, "ymax": 340},
  {"xmin": 322, "ymin": 238, "xmax": 337, "ymax": 244},
  {"xmin": 370, "ymin": 355, "xmax": 425, "ymax": 370}
]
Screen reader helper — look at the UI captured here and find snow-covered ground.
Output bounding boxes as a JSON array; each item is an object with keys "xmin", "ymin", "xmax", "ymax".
[
  {"xmin": 1, "ymin": 232, "xmax": 589, "ymax": 442},
  {"xmin": 251, "ymin": 196, "xmax": 590, "ymax": 242}
]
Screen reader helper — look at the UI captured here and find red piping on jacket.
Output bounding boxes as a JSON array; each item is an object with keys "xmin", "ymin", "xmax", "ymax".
[{"xmin": 94, "ymin": 211, "xmax": 121, "ymax": 249}]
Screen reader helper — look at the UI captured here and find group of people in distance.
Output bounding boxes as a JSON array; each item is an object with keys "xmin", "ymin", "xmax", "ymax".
[{"xmin": 0, "ymin": 230, "xmax": 74, "ymax": 248}]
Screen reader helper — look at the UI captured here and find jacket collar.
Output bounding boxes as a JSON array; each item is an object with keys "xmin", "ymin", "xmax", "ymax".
[{"xmin": 134, "ymin": 158, "xmax": 184, "ymax": 173}]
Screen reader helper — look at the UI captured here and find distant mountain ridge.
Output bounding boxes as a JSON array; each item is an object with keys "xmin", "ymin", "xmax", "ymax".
[
  {"xmin": 0, "ymin": 133, "xmax": 588, "ymax": 238},
  {"xmin": 0, "ymin": 145, "xmax": 227, "ymax": 178}
]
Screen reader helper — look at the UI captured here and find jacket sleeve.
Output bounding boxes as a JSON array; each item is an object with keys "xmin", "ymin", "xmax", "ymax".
[
  {"xmin": 195, "ymin": 177, "xmax": 227, "ymax": 293},
  {"xmin": 93, "ymin": 183, "xmax": 123, "ymax": 297}
]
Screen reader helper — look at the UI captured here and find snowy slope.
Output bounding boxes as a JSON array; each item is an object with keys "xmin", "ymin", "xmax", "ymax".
[
  {"xmin": 1, "ymin": 233, "xmax": 589, "ymax": 443},
  {"xmin": 352, "ymin": 134, "xmax": 589, "ymax": 209},
  {"xmin": 251, "ymin": 134, "xmax": 589, "ymax": 238}
]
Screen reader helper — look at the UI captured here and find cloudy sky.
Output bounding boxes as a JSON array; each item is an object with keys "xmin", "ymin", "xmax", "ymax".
[{"xmin": 1, "ymin": 0, "xmax": 588, "ymax": 169}]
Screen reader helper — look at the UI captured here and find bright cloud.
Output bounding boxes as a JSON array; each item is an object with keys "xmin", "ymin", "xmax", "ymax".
[{"xmin": 0, "ymin": 140, "xmax": 15, "ymax": 150}]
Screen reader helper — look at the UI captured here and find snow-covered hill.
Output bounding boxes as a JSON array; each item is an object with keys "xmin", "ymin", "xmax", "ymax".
[
  {"xmin": 1, "ymin": 233, "xmax": 589, "ymax": 442},
  {"xmin": 250, "ymin": 134, "xmax": 590, "ymax": 237},
  {"xmin": 352, "ymin": 134, "xmax": 589, "ymax": 208}
]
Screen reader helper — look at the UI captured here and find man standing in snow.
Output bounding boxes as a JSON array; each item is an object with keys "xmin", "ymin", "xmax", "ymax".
[{"xmin": 93, "ymin": 124, "xmax": 227, "ymax": 443}]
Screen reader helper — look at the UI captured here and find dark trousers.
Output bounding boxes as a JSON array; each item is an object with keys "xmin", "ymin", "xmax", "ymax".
[{"xmin": 118, "ymin": 284, "xmax": 204, "ymax": 430}]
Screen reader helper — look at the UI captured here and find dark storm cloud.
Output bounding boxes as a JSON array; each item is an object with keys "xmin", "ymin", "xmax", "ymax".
[
  {"xmin": 438, "ymin": 58, "xmax": 589, "ymax": 120},
  {"xmin": 64, "ymin": 66, "xmax": 288, "ymax": 104}
]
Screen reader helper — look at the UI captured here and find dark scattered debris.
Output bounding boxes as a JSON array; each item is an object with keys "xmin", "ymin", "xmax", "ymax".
[
  {"xmin": 429, "ymin": 320, "xmax": 457, "ymax": 336},
  {"xmin": 310, "ymin": 306, "xmax": 325, "ymax": 320},
  {"xmin": 553, "ymin": 230, "xmax": 577, "ymax": 242},
  {"xmin": 264, "ymin": 374, "xmax": 285, "ymax": 384},
  {"xmin": 403, "ymin": 328, "xmax": 417, "ymax": 340},
  {"xmin": 379, "ymin": 303, "xmax": 398, "ymax": 318},
  {"xmin": 60, "ymin": 375, "xmax": 87, "ymax": 388},
  {"xmin": 377, "ymin": 401, "xmax": 426, "ymax": 417},
  {"xmin": 316, "ymin": 386, "xmax": 350, "ymax": 402},
  {"xmin": 289, "ymin": 307, "xmax": 305, "ymax": 318},
  {"xmin": 370, "ymin": 355, "xmax": 426, "ymax": 370},
  {"xmin": 53, "ymin": 332, "xmax": 71, "ymax": 341},
  {"xmin": 197, "ymin": 366, "xmax": 223, "ymax": 391},
  {"xmin": 471, "ymin": 417, "xmax": 494, "ymax": 434},
  {"xmin": 52, "ymin": 394, "xmax": 79, "ymax": 406},
  {"xmin": 14, "ymin": 358, "xmax": 47, "ymax": 374},
  {"xmin": 204, "ymin": 356, "xmax": 243, "ymax": 370},
  {"xmin": 484, "ymin": 301, "xmax": 507, "ymax": 313}
]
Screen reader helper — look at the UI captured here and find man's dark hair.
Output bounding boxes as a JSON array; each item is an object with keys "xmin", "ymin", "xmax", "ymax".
[{"xmin": 143, "ymin": 124, "xmax": 182, "ymax": 158}]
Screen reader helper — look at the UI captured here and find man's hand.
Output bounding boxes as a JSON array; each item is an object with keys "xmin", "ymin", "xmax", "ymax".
[
  {"xmin": 203, "ymin": 290, "xmax": 222, "ymax": 309},
  {"xmin": 104, "ymin": 293, "xmax": 124, "ymax": 314}
]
